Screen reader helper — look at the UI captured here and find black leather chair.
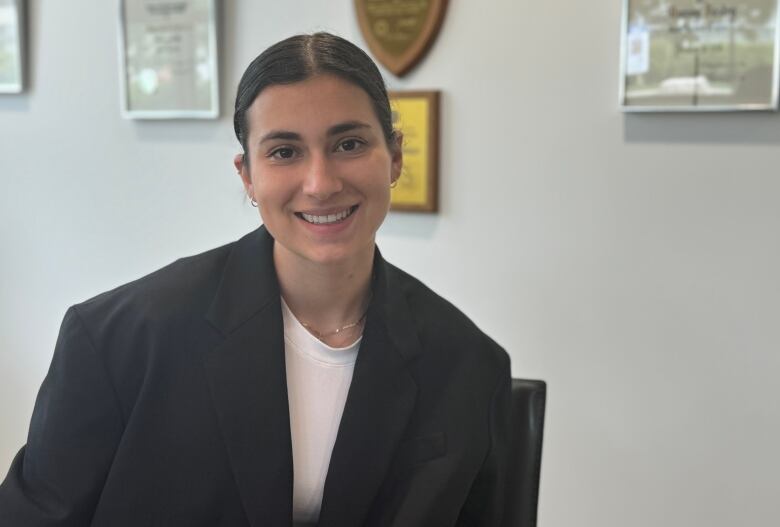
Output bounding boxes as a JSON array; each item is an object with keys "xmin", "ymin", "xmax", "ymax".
[{"xmin": 502, "ymin": 379, "xmax": 547, "ymax": 527}]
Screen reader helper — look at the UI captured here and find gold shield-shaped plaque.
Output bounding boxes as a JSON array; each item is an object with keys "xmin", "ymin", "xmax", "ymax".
[{"xmin": 355, "ymin": 0, "xmax": 448, "ymax": 77}]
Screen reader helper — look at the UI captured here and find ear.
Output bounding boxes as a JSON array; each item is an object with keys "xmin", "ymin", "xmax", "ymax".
[
  {"xmin": 390, "ymin": 132, "xmax": 403, "ymax": 184},
  {"xmin": 234, "ymin": 153, "xmax": 254, "ymax": 197}
]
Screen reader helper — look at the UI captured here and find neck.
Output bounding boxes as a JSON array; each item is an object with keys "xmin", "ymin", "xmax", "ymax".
[{"xmin": 274, "ymin": 243, "xmax": 374, "ymax": 346}]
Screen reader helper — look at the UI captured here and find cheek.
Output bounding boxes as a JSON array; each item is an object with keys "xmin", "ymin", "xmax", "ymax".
[
  {"xmin": 363, "ymin": 154, "xmax": 394, "ymax": 196},
  {"xmin": 367, "ymin": 178, "xmax": 392, "ymax": 217},
  {"xmin": 377, "ymin": 182, "xmax": 391, "ymax": 205},
  {"xmin": 253, "ymin": 172, "xmax": 295, "ymax": 207}
]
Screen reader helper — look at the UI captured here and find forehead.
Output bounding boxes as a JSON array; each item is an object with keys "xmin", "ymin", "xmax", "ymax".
[{"xmin": 246, "ymin": 75, "xmax": 379, "ymax": 139}]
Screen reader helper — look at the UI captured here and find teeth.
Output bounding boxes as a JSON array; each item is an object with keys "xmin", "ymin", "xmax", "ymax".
[{"xmin": 301, "ymin": 207, "xmax": 354, "ymax": 225}]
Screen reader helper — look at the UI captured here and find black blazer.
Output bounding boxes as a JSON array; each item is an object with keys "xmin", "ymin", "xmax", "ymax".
[{"xmin": 0, "ymin": 227, "xmax": 511, "ymax": 527}]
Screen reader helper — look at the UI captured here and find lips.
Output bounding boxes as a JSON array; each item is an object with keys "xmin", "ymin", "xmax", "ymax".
[{"xmin": 296, "ymin": 205, "xmax": 358, "ymax": 225}]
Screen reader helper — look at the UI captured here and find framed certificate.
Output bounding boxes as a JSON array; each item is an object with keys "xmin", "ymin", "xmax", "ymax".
[
  {"xmin": 620, "ymin": 0, "xmax": 780, "ymax": 111},
  {"xmin": 389, "ymin": 91, "xmax": 439, "ymax": 213},
  {"xmin": 0, "ymin": 0, "xmax": 24, "ymax": 94},
  {"xmin": 118, "ymin": 0, "xmax": 219, "ymax": 119}
]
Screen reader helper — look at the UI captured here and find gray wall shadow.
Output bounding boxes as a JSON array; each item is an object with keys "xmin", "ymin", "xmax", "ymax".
[{"xmin": 624, "ymin": 111, "xmax": 780, "ymax": 145}]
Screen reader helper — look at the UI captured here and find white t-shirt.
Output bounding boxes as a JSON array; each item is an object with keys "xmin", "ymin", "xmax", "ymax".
[{"xmin": 281, "ymin": 298, "xmax": 360, "ymax": 527}]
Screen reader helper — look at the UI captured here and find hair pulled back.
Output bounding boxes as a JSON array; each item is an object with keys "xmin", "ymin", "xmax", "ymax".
[{"xmin": 233, "ymin": 32, "xmax": 395, "ymax": 161}]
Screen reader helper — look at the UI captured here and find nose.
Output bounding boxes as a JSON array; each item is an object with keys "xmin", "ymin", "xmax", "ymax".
[{"xmin": 302, "ymin": 152, "xmax": 343, "ymax": 201}]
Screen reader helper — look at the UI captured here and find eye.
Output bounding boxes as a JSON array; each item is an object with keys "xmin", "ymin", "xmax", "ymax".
[
  {"xmin": 268, "ymin": 147, "xmax": 297, "ymax": 160},
  {"xmin": 335, "ymin": 138, "xmax": 365, "ymax": 153}
]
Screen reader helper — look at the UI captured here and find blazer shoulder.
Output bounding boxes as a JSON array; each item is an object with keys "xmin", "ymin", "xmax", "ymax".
[
  {"xmin": 386, "ymin": 263, "xmax": 509, "ymax": 374},
  {"xmin": 72, "ymin": 240, "xmax": 235, "ymax": 329},
  {"xmin": 43, "ymin": 240, "xmax": 239, "ymax": 417}
]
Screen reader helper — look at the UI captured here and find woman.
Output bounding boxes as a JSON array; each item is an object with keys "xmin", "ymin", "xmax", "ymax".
[{"xmin": 0, "ymin": 33, "xmax": 510, "ymax": 526}]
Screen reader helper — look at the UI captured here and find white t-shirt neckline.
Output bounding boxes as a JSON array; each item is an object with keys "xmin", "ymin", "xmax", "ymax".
[{"xmin": 281, "ymin": 297, "xmax": 361, "ymax": 366}]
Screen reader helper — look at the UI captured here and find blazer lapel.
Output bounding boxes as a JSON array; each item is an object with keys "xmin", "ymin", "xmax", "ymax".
[
  {"xmin": 317, "ymin": 252, "xmax": 424, "ymax": 527},
  {"xmin": 202, "ymin": 227, "xmax": 293, "ymax": 527}
]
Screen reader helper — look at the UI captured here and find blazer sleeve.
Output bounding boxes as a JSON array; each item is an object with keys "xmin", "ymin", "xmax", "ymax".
[
  {"xmin": 455, "ymin": 350, "xmax": 511, "ymax": 527},
  {"xmin": 0, "ymin": 306, "xmax": 124, "ymax": 526}
]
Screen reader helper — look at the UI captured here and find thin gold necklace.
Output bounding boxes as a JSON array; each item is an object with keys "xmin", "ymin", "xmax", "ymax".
[
  {"xmin": 301, "ymin": 308, "xmax": 369, "ymax": 339},
  {"xmin": 300, "ymin": 293, "xmax": 372, "ymax": 340}
]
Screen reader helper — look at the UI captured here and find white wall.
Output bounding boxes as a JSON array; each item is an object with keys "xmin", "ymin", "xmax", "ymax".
[{"xmin": 2, "ymin": 1, "xmax": 779, "ymax": 526}]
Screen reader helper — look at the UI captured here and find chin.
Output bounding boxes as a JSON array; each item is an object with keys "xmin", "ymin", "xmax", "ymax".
[
  {"xmin": 270, "ymin": 222, "xmax": 378, "ymax": 268},
  {"xmin": 304, "ymin": 245, "xmax": 369, "ymax": 266}
]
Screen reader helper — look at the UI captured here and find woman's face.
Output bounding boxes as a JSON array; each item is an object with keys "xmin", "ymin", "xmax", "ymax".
[{"xmin": 236, "ymin": 74, "xmax": 402, "ymax": 268}]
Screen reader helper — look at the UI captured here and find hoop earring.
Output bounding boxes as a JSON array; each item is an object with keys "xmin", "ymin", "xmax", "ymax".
[
  {"xmin": 390, "ymin": 179, "xmax": 398, "ymax": 189},
  {"xmin": 250, "ymin": 198, "xmax": 258, "ymax": 207}
]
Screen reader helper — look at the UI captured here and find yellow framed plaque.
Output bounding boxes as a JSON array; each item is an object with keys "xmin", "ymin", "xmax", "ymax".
[{"xmin": 389, "ymin": 90, "xmax": 439, "ymax": 213}]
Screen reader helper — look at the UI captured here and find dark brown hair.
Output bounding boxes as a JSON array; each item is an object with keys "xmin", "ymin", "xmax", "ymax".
[{"xmin": 233, "ymin": 32, "xmax": 395, "ymax": 163}]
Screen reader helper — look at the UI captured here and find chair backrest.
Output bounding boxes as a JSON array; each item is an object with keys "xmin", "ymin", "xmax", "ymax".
[{"xmin": 502, "ymin": 378, "xmax": 546, "ymax": 527}]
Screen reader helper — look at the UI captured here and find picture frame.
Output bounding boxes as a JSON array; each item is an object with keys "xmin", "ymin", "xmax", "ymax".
[
  {"xmin": 389, "ymin": 90, "xmax": 440, "ymax": 213},
  {"xmin": 619, "ymin": 0, "xmax": 780, "ymax": 112},
  {"xmin": 0, "ymin": 0, "xmax": 25, "ymax": 94},
  {"xmin": 118, "ymin": 0, "xmax": 219, "ymax": 119}
]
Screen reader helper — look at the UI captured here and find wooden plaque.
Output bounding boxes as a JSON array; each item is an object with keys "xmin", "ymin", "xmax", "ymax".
[{"xmin": 355, "ymin": 0, "xmax": 448, "ymax": 77}]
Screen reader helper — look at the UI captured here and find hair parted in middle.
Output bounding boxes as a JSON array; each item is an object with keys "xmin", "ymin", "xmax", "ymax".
[{"xmin": 233, "ymin": 32, "xmax": 396, "ymax": 165}]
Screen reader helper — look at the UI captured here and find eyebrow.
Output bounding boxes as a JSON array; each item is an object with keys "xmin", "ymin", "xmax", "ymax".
[
  {"xmin": 257, "ymin": 121, "xmax": 372, "ymax": 145},
  {"xmin": 327, "ymin": 121, "xmax": 371, "ymax": 136}
]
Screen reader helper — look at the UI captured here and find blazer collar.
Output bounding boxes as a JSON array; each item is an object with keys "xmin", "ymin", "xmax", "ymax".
[
  {"xmin": 205, "ymin": 225, "xmax": 424, "ymax": 361},
  {"xmin": 202, "ymin": 226, "xmax": 422, "ymax": 526},
  {"xmin": 202, "ymin": 227, "xmax": 291, "ymax": 526},
  {"xmin": 205, "ymin": 226, "xmax": 279, "ymax": 336},
  {"xmin": 318, "ymin": 237, "xmax": 423, "ymax": 526}
]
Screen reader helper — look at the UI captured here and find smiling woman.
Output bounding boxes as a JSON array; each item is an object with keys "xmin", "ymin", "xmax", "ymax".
[
  {"xmin": 237, "ymin": 74, "xmax": 400, "ymax": 281},
  {"xmin": 0, "ymin": 33, "xmax": 511, "ymax": 527}
]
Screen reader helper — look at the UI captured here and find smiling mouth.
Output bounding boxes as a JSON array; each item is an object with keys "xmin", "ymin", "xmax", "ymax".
[{"xmin": 296, "ymin": 205, "xmax": 359, "ymax": 225}]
